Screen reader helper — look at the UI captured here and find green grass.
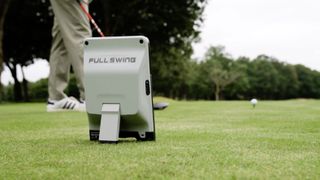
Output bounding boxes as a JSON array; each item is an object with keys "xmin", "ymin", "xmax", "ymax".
[{"xmin": 0, "ymin": 98, "xmax": 319, "ymax": 179}]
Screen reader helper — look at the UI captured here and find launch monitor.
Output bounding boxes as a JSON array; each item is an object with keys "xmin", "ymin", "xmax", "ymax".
[{"xmin": 84, "ymin": 36, "xmax": 155, "ymax": 143}]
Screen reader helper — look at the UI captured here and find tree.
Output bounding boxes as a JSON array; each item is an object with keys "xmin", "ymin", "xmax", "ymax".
[
  {"xmin": 246, "ymin": 55, "xmax": 280, "ymax": 99},
  {"xmin": 270, "ymin": 60, "xmax": 299, "ymax": 99},
  {"xmin": 209, "ymin": 61, "xmax": 242, "ymax": 100},
  {"xmin": 3, "ymin": 0, "xmax": 52, "ymax": 101},
  {"xmin": 180, "ymin": 59, "xmax": 200, "ymax": 99},
  {"xmin": 0, "ymin": 0, "xmax": 11, "ymax": 101},
  {"xmin": 295, "ymin": 64, "xmax": 320, "ymax": 98},
  {"xmin": 203, "ymin": 46, "xmax": 242, "ymax": 100},
  {"xmin": 224, "ymin": 56, "xmax": 250, "ymax": 100}
]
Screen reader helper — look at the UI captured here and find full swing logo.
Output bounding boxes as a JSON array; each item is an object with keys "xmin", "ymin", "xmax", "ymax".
[{"xmin": 88, "ymin": 56, "xmax": 136, "ymax": 64}]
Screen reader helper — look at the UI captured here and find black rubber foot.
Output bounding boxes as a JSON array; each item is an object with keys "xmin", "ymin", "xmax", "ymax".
[
  {"xmin": 89, "ymin": 130, "xmax": 99, "ymax": 141},
  {"xmin": 89, "ymin": 130, "xmax": 155, "ymax": 141},
  {"xmin": 99, "ymin": 140, "xmax": 118, "ymax": 144}
]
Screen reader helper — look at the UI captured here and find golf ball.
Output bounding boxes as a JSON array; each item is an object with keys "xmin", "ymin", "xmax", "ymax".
[{"xmin": 250, "ymin": 98, "xmax": 258, "ymax": 105}]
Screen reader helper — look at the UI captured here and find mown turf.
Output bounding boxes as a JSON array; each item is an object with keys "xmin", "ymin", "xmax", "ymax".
[{"xmin": 0, "ymin": 98, "xmax": 319, "ymax": 179}]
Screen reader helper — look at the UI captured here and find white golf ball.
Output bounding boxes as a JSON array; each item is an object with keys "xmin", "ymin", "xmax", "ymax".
[{"xmin": 250, "ymin": 98, "xmax": 258, "ymax": 105}]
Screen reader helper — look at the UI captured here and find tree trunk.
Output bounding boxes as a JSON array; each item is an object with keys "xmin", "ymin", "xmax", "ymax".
[
  {"xmin": 21, "ymin": 66, "xmax": 29, "ymax": 102},
  {"xmin": 6, "ymin": 62, "xmax": 22, "ymax": 101},
  {"xmin": 13, "ymin": 76, "xmax": 22, "ymax": 102},
  {"xmin": 215, "ymin": 85, "xmax": 220, "ymax": 101},
  {"xmin": 0, "ymin": 0, "xmax": 11, "ymax": 101}
]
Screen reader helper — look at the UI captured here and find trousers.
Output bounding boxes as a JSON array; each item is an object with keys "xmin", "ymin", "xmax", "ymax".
[{"xmin": 48, "ymin": 0, "xmax": 92, "ymax": 100}]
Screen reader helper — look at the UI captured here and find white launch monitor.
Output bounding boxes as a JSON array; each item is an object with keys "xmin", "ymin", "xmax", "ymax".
[{"xmin": 83, "ymin": 36, "xmax": 155, "ymax": 143}]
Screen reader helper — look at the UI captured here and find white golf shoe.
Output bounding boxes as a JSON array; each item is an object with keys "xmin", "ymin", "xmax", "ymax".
[{"xmin": 47, "ymin": 97, "xmax": 86, "ymax": 112}]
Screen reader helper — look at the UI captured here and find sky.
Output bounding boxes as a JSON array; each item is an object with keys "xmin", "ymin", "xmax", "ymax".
[
  {"xmin": 193, "ymin": 0, "xmax": 320, "ymax": 67},
  {"xmin": 1, "ymin": 0, "xmax": 320, "ymax": 85}
]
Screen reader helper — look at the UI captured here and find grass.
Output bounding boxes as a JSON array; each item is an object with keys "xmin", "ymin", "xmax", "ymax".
[{"xmin": 0, "ymin": 98, "xmax": 319, "ymax": 179}]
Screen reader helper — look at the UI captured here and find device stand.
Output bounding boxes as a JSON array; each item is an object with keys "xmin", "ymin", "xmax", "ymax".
[{"xmin": 99, "ymin": 104, "xmax": 120, "ymax": 143}]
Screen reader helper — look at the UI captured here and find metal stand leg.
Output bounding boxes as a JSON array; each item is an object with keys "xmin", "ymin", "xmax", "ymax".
[{"xmin": 99, "ymin": 104, "xmax": 120, "ymax": 143}]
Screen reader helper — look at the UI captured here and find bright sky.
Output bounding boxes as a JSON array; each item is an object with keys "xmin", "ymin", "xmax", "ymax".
[
  {"xmin": 193, "ymin": 0, "xmax": 320, "ymax": 69},
  {"xmin": 1, "ymin": 0, "xmax": 320, "ymax": 85}
]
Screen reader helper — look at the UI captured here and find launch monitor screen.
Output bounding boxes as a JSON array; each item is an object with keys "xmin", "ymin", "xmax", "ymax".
[{"xmin": 83, "ymin": 36, "xmax": 155, "ymax": 141}]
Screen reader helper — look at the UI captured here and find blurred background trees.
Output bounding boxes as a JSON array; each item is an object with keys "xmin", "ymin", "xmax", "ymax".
[
  {"xmin": 0, "ymin": 0, "xmax": 11, "ymax": 102},
  {"xmin": 1, "ymin": 0, "xmax": 320, "ymax": 102},
  {"xmin": 2, "ymin": 0, "xmax": 52, "ymax": 101}
]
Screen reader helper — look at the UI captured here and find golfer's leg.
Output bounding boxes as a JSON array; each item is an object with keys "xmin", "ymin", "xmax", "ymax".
[
  {"xmin": 48, "ymin": 17, "xmax": 71, "ymax": 101},
  {"xmin": 49, "ymin": 0, "xmax": 92, "ymax": 100}
]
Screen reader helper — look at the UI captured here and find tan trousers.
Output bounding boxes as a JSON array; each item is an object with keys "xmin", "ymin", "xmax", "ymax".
[{"xmin": 48, "ymin": 0, "xmax": 92, "ymax": 100}]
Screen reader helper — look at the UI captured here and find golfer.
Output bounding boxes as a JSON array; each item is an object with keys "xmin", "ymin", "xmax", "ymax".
[{"xmin": 47, "ymin": 0, "xmax": 92, "ymax": 112}]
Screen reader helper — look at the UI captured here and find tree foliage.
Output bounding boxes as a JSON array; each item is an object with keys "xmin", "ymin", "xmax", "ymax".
[
  {"xmin": 201, "ymin": 46, "xmax": 243, "ymax": 100},
  {"xmin": 3, "ymin": 0, "xmax": 52, "ymax": 101},
  {"xmin": 193, "ymin": 46, "xmax": 320, "ymax": 100},
  {"xmin": 0, "ymin": 0, "xmax": 11, "ymax": 102}
]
